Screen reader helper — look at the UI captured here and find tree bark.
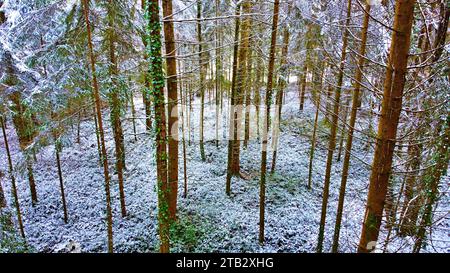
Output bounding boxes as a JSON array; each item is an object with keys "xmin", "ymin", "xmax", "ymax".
[
  {"xmin": 107, "ymin": 0, "xmax": 127, "ymax": 218},
  {"xmin": 197, "ymin": 0, "xmax": 206, "ymax": 162},
  {"xmin": 162, "ymin": 0, "xmax": 179, "ymax": 222},
  {"xmin": 317, "ymin": 0, "xmax": 352, "ymax": 253},
  {"xmin": 332, "ymin": 3, "xmax": 371, "ymax": 253},
  {"xmin": 358, "ymin": 0, "xmax": 416, "ymax": 253},
  {"xmin": 226, "ymin": 2, "xmax": 241, "ymax": 195},
  {"xmin": 147, "ymin": 0, "xmax": 170, "ymax": 253},
  {"xmin": 308, "ymin": 62, "xmax": 326, "ymax": 189},
  {"xmin": 8, "ymin": 90, "xmax": 38, "ymax": 205},
  {"xmin": 142, "ymin": 0, "xmax": 153, "ymax": 132},
  {"xmin": 1, "ymin": 116, "xmax": 25, "ymax": 238},
  {"xmin": 259, "ymin": 0, "xmax": 280, "ymax": 244},
  {"xmin": 230, "ymin": 0, "xmax": 252, "ymax": 177},
  {"xmin": 271, "ymin": 15, "xmax": 290, "ymax": 174},
  {"xmin": 82, "ymin": 0, "xmax": 114, "ymax": 253}
]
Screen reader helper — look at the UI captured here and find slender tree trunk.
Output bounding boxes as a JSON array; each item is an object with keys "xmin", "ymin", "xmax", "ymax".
[
  {"xmin": 230, "ymin": 0, "xmax": 252, "ymax": 178},
  {"xmin": 226, "ymin": 3, "xmax": 241, "ymax": 195},
  {"xmin": 0, "ymin": 172, "xmax": 5, "ymax": 208},
  {"xmin": 1, "ymin": 116, "xmax": 25, "ymax": 238},
  {"xmin": 299, "ymin": 62, "xmax": 307, "ymax": 111},
  {"xmin": 82, "ymin": 0, "xmax": 114, "ymax": 253},
  {"xmin": 431, "ymin": 1, "xmax": 449, "ymax": 63},
  {"xmin": 253, "ymin": 29, "xmax": 263, "ymax": 140},
  {"xmin": 243, "ymin": 40, "xmax": 253, "ymax": 149},
  {"xmin": 215, "ymin": 0, "xmax": 221, "ymax": 148},
  {"xmin": 162, "ymin": 0, "xmax": 179, "ymax": 222},
  {"xmin": 51, "ymin": 110, "xmax": 68, "ymax": 223},
  {"xmin": 413, "ymin": 118, "xmax": 449, "ymax": 252},
  {"xmin": 271, "ymin": 16, "xmax": 290, "ymax": 173},
  {"xmin": 147, "ymin": 0, "xmax": 170, "ymax": 253},
  {"xmin": 9, "ymin": 91, "xmax": 38, "ymax": 205},
  {"xmin": 383, "ymin": 166, "xmax": 408, "ymax": 252},
  {"xmin": 317, "ymin": 0, "xmax": 352, "ymax": 253},
  {"xmin": 308, "ymin": 62, "xmax": 326, "ymax": 189},
  {"xmin": 92, "ymin": 102, "xmax": 102, "ymax": 166},
  {"xmin": 259, "ymin": 0, "xmax": 280, "ymax": 244},
  {"xmin": 325, "ymin": 83, "xmax": 333, "ymax": 123},
  {"xmin": 358, "ymin": 0, "xmax": 416, "ymax": 253},
  {"xmin": 76, "ymin": 109, "xmax": 81, "ymax": 144},
  {"xmin": 187, "ymin": 76, "xmax": 192, "ymax": 145},
  {"xmin": 398, "ymin": 141, "xmax": 422, "ymax": 236},
  {"xmin": 130, "ymin": 92, "xmax": 138, "ymax": 142},
  {"xmin": 142, "ymin": 90, "xmax": 152, "ymax": 131},
  {"xmin": 197, "ymin": 0, "xmax": 206, "ymax": 162},
  {"xmin": 332, "ymin": 3, "xmax": 371, "ymax": 253},
  {"xmin": 54, "ymin": 139, "xmax": 68, "ymax": 223},
  {"xmin": 337, "ymin": 95, "xmax": 350, "ymax": 162},
  {"xmin": 179, "ymin": 59, "xmax": 188, "ymax": 199},
  {"xmin": 107, "ymin": 0, "xmax": 127, "ymax": 218},
  {"xmin": 25, "ymin": 158, "xmax": 37, "ymax": 205},
  {"xmin": 142, "ymin": 0, "xmax": 153, "ymax": 132}
]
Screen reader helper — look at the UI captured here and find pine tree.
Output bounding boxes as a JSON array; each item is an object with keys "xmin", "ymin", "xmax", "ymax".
[
  {"xmin": 332, "ymin": 2, "xmax": 371, "ymax": 252},
  {"xmin": 146, "ymin": 0, "xmax": 170, "ymax": 253},
  {"xmin": 358, "ymin": 0, "xmax": 416, "ymax": 253},
  {"xmin": 82, "ymin": 0, "xmax": 114, "ymax": 253},
  {"xmin": 162, "ymin": 0, "xmax": 179, "ymax": 222},
  {"xmin": 259, "ymin": 0, "xmax": 280, "ymax": 244},
  {"xmin": 226, "ymin": 2, "xmax": 241, "ymax": 195},
  {"xmin": 106, "ymin": 0, "xmax": 127, "ymax": 218},
  {"xmin": 197, "ymin": 0, "xmax": 206, "ymax": 162},
  {"xmin": 1, "ymin": 115, "xmax": 25, "ymax": 238},
  {"xmin": 317, "ymin": 0, "xmax": 352, "ymax": 253}
]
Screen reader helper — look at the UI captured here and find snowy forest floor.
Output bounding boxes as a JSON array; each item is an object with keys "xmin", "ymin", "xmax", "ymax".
[{"xmin": 0, "ymin": 84, "xmax": 448, "ymax": 253}]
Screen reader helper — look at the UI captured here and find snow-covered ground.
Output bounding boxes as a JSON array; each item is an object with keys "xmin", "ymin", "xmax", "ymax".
[{"xmin": 0, "ymin": 84, "xmax": 448, "ymax": 253}]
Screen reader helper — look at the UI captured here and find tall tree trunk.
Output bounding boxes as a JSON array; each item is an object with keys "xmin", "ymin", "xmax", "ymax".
[
  {"xmin": 271, "ymin": 15, "xmax": 290, "ymax": 173},
  {"xmin": 230, "ymin": 0, "xmax": 252, "ymax": 179},
  {"xmin": 337, "ymin": 95, "xmax": 350, "ymax": 162},
  {"xmin": 8, "ymin": 90, "xmax": 38, "ymax": 205},
  {"xmin": 308, "ymin": 62, "xmax": 326, "ymax": 189},
  {"xmin": 332, "ymin": 3, "xmax": 371, "ymax": 253},
  {"xmin": 162, "ymin": 0, "xmax": 179, "ymax": 222},
  {"xmin": 317, "ymin": 0, "xmax": 352, "ymax": 253},
  {"xmin": 225, "ymin": 2, "xmax": 241, "ymax": 195},
  {"xmin": 358, "ymin": 0, "xmax": 416, "ymax": 253},
  {"xmin": 82, "ymin": 0, "xmax": 114, "ymax": 253},
  {"xmin": 398, "ymin": 140, "xmax": 422, "ymax": 236},
  {"xmin": 142, "ymin": 0, "xmax": 153, "ymax": 132},
  {"xmin": 243, "ymin": 36, "xmax": 254, "ymax": 149},
  {"xmin": 0, "ymin": 171, "xmax": 5, "ymax": 208},
  {"xmin": 431, "ymin": 1, "xmax": 449, "ymax": 63},
  {"xmin": 299, "ymin": 62, "xmax": 307, "ymax": 111},
  {"xmin": 1, "ymin": 116, "xmax": 25, "ymax": 238},
  {"xmin": 51, "ymin": 110, "xmax": 68, "ymax": 224},
  {"xmin": 215, "ymin": 0, "xmax": 221, "ymax": 148},
  {"xmin": 130, "ymin": 92, "xmax": 138, "ymax": 142},
  {"xmin": 76, "ymin": 109, "xmax": 81, "ymax": 144},
  {"xmin": 147, "ymin": 0, "xmax": 170, "ymax": 253},
  {"xmin": 253, "ymin": 23, "xmax": 263, "ymax": 140},
  {"xmin": 92, "ymin": 101, "xmax": 102, "ymax": 166},
  {"xmin": 259, "ymin": 0, "xmax": 280, "ymax": 244},
  {"xmin": 413, "ymin": 115, "xmax": 450, "ymax": 253},
  {"xmin": 197, "ymin": 0, "xmax": 206, "ymax": 162},
  {"xmin": 107, "ymin": 0, "xmax": 127, "ymax": 218},
  {"xmin": 54, "ymin": 138, "xmax": 68, "ymax": 224},
  {"xmin": 413, "ymin": 115, "xmax": 449, "ymax": 252},
  {"xmin": 178, "ymin": 58, "xmax": 188, "ymax": 199}
]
